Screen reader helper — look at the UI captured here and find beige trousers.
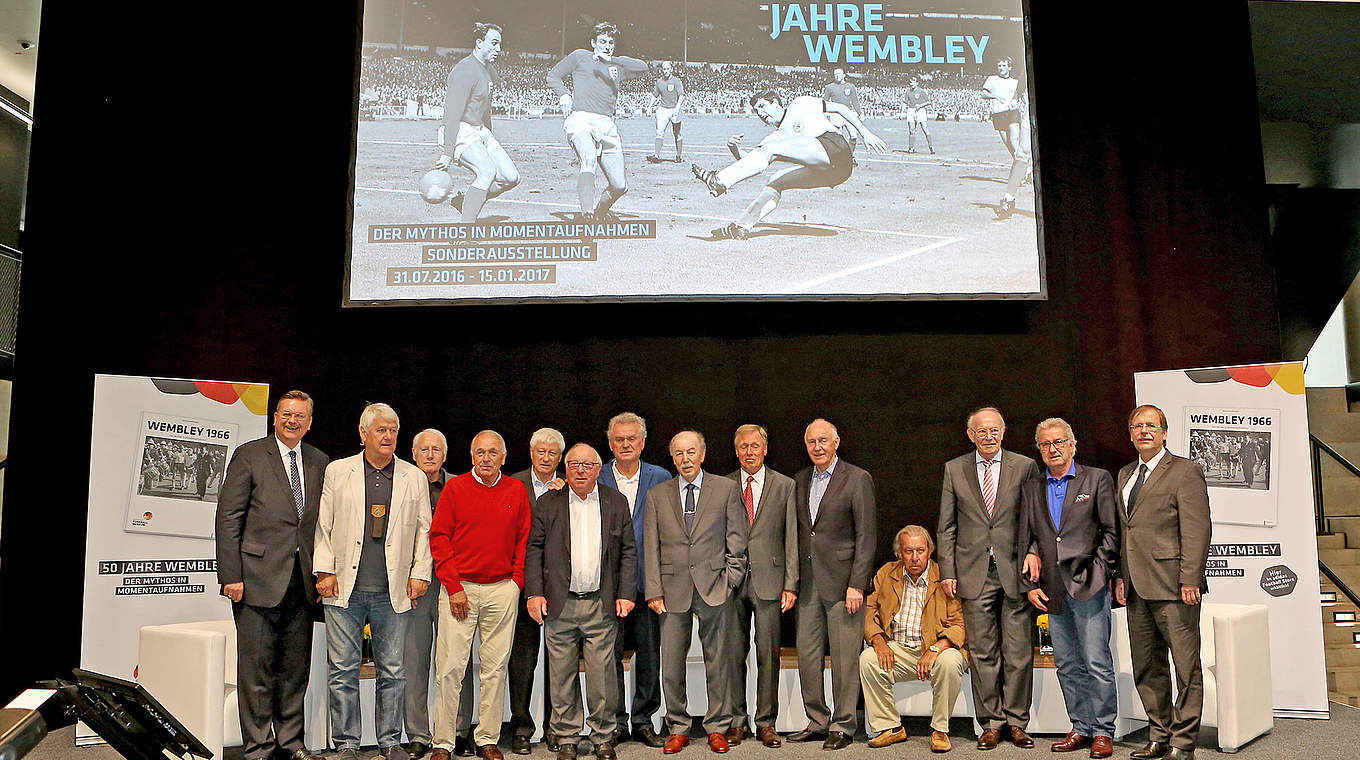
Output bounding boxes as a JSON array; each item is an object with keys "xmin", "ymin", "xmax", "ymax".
[
  {"xmin": 433, "ymin": 579, "xmax": 520, "ymax": 748},
  {"xmin": 858, "ymin": 641, "xmax": 967, "ymax": 734}
]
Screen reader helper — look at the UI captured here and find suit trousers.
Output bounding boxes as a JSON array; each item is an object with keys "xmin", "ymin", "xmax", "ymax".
[
  {"xmin": 434, "ymin": 579, "xmax": 520, "ymax": 748},
  {"xmin": 404, "ymin": 582, "xmax": 475, "ymax": 743},
  {"xmin": 729, "ymin": 580, "xmax": 782, "ymax": 729},
  {"xmin": 507, "ymin": 589, "xmax": 551, "ymax": 737},
  {"xmin": 960, "ymin": 561, "xmax": 1034, "ymax": 730},
  {"xmin": 614, "ymin": 591, "xmax": 662, "ymax": 732},
  {"xmin": 543, "ymin": 593, "xmax": 620, "ymax": 742},
  {"xmin": 232, "ymin": 559, "xmax": 313, "ymax": 760},
  {"xmin": 858, "ymin": 641, "xmax": 968, "ymax": 734},
  {"xmin": 1125, "ymin": 583, "xmax": 1203, "ymax": 751},
  {"xmin": 795, "ymin": 590, "xmax": 865, "ymax": 735},
  {"xmin": 659, "ymin": 589, "xmax": 735, "ymax": 736}
]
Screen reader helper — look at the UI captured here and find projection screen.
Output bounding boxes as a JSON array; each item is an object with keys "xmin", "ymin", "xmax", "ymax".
[{"xmin": 347, "ymin": 0, "xmax": 1044, "ymax": 305}]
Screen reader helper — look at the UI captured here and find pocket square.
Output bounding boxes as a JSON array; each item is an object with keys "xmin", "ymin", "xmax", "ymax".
[{"xmin": 1074, "ymin": 493, "xmax": 1091, "ymax": 502}]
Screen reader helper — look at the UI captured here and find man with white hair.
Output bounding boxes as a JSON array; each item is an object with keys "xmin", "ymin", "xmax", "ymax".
[
  {"xmin": 430, "ymin": 430, "xmax": 532, "ymax": 760},
  {"xmin": 403, "ymin": 429, "xmax": 476, "ymax": 759},
  {"xmin": 507, "ymin": 428, "xmax": 567, "ymax": 753},
  {"xmin": 314, "ymin": 404, "xmax": 434, "ymax": 760}
]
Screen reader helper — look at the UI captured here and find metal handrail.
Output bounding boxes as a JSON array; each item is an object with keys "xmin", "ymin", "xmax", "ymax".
[
  {"xmin": 1310, "ymin": 434, "xmax": 1360, "ymax": 535},
  {"xmin": 1320, "ymin": 560, "xmax": 1360, "ymax": 610}
]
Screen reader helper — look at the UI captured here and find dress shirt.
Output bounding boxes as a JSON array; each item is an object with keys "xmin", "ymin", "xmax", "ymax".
[
  {"xmin": 1046, "ymin": 461, "xmax": 1075, "ymax": 528},
  {"xmin": 474, "ymin": 470, "xmax": 502, "ymax": 488},
  {"xmin": 612, "ymin": 461, "xmax": 642, "ymax": 514},
  {"xmin": 891, "ymin": 568, "xmax": 930, "ymax": 648},
  {"xmin": 568, "ymin": 486, "xmax": 603, "ymax": 593},
  {"xmin": 680, "ymin": 470, "xmax": 705, "ymax": 504},
  {"xmin": 974, "ymin": 449, "xmax": 1004, "ymax": 490},
  {"xmin": 809, "ymin": 456, "xmax": 838, "ymax": 523},
  {"xmin": 275, "ymin": 435, "xmax": 306, "ymax": 505},
  {"xmin": 1122, "ymin": 446, "xmax": 1168, "ymax": 504},
  {"xmin": 739, "ymin": 466, "xmax": 765, "ymax": 517},
  {"xmin": 531, "ymin": 472, "xmax": 554, "ymax": 499}
]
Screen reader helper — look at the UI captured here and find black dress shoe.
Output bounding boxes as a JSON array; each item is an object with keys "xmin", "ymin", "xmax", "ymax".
[
  {"xmin": 822, "ymin": 732, "xmax": 852, "ymax": 751},
  {"xmin": 511, "ymin": 736, "xmax": 533, "ymax": 756},
  {"xmin": 594, "ymin": 742, "xmax": 616, "ymax": 760},
  {"xmin": 788, "ymin": 728, "xmax": 828, "ymax": 743},
  {"xmin": 545, "ymin": 735, "xmax": 560, "ymax": 753},
  {"xmin": 454, "ymin": 737, "xmax": 476, "ymax": 758},
  {"xmin": 1164, "ymin": 749, "xmax": 1193, "ymax": 760},
  {"xmin": 407, "ymin": 742, "xmax": 431, "ymax": 760},
  {"xmin": 288, "ymin": 750, "xmax": 321, "ymax": 760},
  {"xmin": 1129, "ymin": 741, "xmax": 1169, "ymax": 760},
  {"xmin": 556, "ymin": 744, "xmax": 576, "ymax": 760},
  {"xmin": 634, "ymin": 726, "xmax": 667, "ymax": 748}
]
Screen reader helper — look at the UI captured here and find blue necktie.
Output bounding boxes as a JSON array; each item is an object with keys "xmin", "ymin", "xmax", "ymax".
[
  {"xmin": 683, "ymin": 484, "xmax": 696, "ymax": 533},
  {"xmin": 289, "ymin": 450, "xmax": 304, "ymax": 520}
]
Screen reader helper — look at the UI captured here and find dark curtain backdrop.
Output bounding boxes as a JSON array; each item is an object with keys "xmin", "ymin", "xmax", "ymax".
[{"xmin": 0, "ymin": 3, "xmax": 1281, "ymax": 699}]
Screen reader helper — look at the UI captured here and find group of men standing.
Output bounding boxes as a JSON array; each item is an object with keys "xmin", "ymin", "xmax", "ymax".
[{"xmin": 216, "ymin": 393, "xmax": 1211, "ymax": 760}]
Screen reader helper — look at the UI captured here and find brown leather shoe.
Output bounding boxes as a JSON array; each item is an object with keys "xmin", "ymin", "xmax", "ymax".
[
  {"xmin": 723, "ymin": 727, "xmax": 744, "ymax": 746},
  {"xmin": 1088, "ymin": 736, "xmax": 1113, "ymax": 759},
  {"xmin": 477, "ymin": 747, "xmax": 504, "ymax": 760},
  {"xmin": 758, "ymin": 727, "xmax": 781, "ymax": 748},
  {"xmin": 1008, "ymin": 726, "xmax": 1035, "ymax": 749},
  {"xmin": 430, "ymin": 750, "xmax": 451, "ymax": 760},
  {"xmin": 977, "ymin": 728, "xmax": 1001, "ymax": 750},
  {"xmin": 867, "ymin": 727, "xmax": 907, "ymax": 748},
  {"xmin": 663, "ymin": 735, "xmax": 690, "ymax": 755},
  {"xmin": 1051, "ymin": 733, "xmax": 1091, "ymax": 752},
  {"xmin": 707, "ymin": 733, "xmax": 729, "ymax": 754},
  {"xmin": 931, "ymin": 731, "xmax": 952, "ymax": 753}
]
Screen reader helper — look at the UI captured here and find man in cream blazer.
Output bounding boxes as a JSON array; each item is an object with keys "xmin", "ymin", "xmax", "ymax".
[{"xmin": 315, "ymin": 403, "xmax": 434, "ymax": 760}]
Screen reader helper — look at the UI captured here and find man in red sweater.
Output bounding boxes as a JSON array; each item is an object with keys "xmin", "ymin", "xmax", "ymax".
[{"xmin": 430, "ymin": 430, "xmax": 532, "ymax": 760}]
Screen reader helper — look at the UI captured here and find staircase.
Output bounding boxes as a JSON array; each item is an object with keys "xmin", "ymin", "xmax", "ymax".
[{"xmin": 1307, "ymin": 387, "xmax": 1360, "ymax": 707}]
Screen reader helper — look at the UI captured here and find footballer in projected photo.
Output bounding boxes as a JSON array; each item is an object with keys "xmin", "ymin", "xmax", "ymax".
[
  {"xmin": 1189, "ymin": 428, "xmax": 1271, "ymax": 491},
  {"xmin": 136, "ymin": 436, "xmax": 229, "ymax": 503},
  {"xmin": 349, "ymin": 0, "xmax": 1044, "ymax": 304}
]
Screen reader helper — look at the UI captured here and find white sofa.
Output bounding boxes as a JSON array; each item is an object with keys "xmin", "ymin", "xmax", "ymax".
[
  {"xmin": 1112, "ymin": 603, "xmax": 1273, "ymax": 752},
  {"xmin": 138, "ymin": 620, "xmax": 329, "ymax": 760}
]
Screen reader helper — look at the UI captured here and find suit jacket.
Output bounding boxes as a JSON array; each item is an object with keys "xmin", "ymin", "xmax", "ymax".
[
  {"xmin": 1116, "ymin": 450, "xmax": 1212, "ymax": 600},
  {"xmin": 215, "ymin": 435, "xmax": 329, "ymax": 607},
  {"xmin": 512, "ymin": 467, "xmax": 561, "ymax": 512},
  {"xmin": 727, "ymin": 466, "xmax": 798, "ymax": 601},
  {"xmin": 864, "ymin": 560, "xmax": 969, "ymax": 664},
  {"xmin": 937, "ymin": 448, "xmax": 1039, "ymax": 599},
  {"xmin": 524, "ymin": 484, "xmax": 637, "ymax": 620},
  {"xmin": 1017, "ymin": 462, "xmax": 1120, "ymax": 614},
  {"xmin": 598, "ymin": 459, "xmax": 671, "ymax": 594},
  {"xmin": 794, "ymin": 458, "xmax": 877, "ymax": 602},
  {"xmin": 644, "ymin": 471, "xmax": 749, "ymax": 612},
  {"xmin": 313, "ymin": 453, "xmax": 433, "ymax": 613}
]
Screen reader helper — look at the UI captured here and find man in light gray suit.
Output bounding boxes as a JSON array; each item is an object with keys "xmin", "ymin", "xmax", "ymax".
[
  {"xmin": 645, "ymin": 430, "xmax": 749, "ymax": 755},
  {"xmin": 724, "ymin": 424, "xmax": 797, "ymax": 749},
  {"xmin": 789, "ymin": 419, "xmax": 876, "ymax": 751},
  {"xmin": 937, "ymin": 406, "xmax": 1040, "ymax": 751},
  {"xmin": 1114, "ymin": 405, "xmax": 1211, "ymax": 760}
]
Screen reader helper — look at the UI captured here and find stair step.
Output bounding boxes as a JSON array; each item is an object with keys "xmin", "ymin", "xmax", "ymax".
[
  {"xmin": 1320, "ymin": 565, "xmax": 1360, "ymax": 587},
  {"xmin": 1319, "ymin": 533, "xmax": 1349, "ymax": 550},
  {"xmin": 1320, "ymin": 548, "xmax": 1360, "ymax": 566},
  {"xmin": 1326, "ymin": 646, "xmax": 1360, "ymax": 666},
  {"xmin": 1323, "ymin": 623, "xmax": 1360, "ymax": 644},
  {"xmin": 1329, "ymin": 666, "xmax": 1360, "ymax": 691},
  {"xmin": 1329, "ymin": 690, "xmax": 1360, "ymax": 707}
]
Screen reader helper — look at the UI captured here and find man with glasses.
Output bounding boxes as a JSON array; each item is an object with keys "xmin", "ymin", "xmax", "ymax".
[
  {"xmin": 507, "ymin": 429, "xmax": 567, "ymax": 754},
  {"xmin": 937, "ymin": 406, "xmax": 1040, "ymax": 751},
  {"xmin": 1115, "ymin": 406, "xmax": 1211, "ymax": 760},
  {"xmin": 525, "ymin": 444, "xmax": 636, "ymax": 760},
  {"xmin": 1017, "ymin": 419, "xmax": 1119, "ymax": 758}
]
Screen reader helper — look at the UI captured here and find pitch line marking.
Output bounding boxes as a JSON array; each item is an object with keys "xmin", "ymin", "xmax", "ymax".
[
  {"xmin": 780, "ymin": 237, "xmax": 964, "ymax": 293},
  {"xmin": 354, "ymin": 184, "xmax": 961, "ymax": 242}
]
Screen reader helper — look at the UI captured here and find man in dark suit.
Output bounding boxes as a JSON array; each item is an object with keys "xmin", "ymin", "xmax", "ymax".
[
  {"xmin": 1114, "ymin": 405, "xmax": 1211, "ymax": 760},
  {"xmin": 788, "ymin": 419, "xmax": 875, "ymax": 751},
  {"xmin": 597, "ymin": 412, "xmax": 671, "ymax": 747},
  {"xmin": 937, "ymin": 406, "xmax": 1040, "ymax": 750},
  {"xmin": 724, "ymin": 424, "xmax": 797, "ymax": 748},
  {"xmin": 215, "ymin": 390, "xmax": 329, "ymax": 760},
  {"xmin": 1018, "ymin": 418, "xmax": 1119, "ymax": 758},
  {"xmin": 525, "ymin": 443, "xmax": 637, "ymax": 760},
  {"xmin": 644, "ymin": 430, "xmax": 748, "ymax": 755},
  {"xmin": 507, "ymin": 428, "xmax": 566, "ymax": 754}
]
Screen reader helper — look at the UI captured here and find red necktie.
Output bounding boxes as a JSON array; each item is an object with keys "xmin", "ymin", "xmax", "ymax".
[
  {"xmin": 744, "ymin": 475, "xmax": 755, "ymax": 524},
  {"xmin": 982, "ymin": 459, "xmax": 997, "ymax": 517}
]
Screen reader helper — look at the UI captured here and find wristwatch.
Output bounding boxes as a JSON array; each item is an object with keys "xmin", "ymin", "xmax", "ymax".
[{"xmin": 928, "ymin": 644, "xmax": 941, "ymax": 653}]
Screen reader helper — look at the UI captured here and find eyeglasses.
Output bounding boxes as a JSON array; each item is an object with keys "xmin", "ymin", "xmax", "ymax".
[
  {"xmin": 971, "ymin": 427, "xmax": 1002, "ymax": 437},
  {"xmin": 564, "ymin": 461, "xmax": 600, "ymax": 470},
  {"xmin": 1037, "ymin": 439, "xmax": 1069, "ymax": 450},
  {"xmin": 1129, "ymin": 423, "xmax": 1162, "ymax": 431}
]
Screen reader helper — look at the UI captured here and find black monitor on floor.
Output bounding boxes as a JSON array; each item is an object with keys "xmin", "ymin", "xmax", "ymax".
[{"xmin": 31, "ymin": 669, "xmax": 212, "ymax": 760}]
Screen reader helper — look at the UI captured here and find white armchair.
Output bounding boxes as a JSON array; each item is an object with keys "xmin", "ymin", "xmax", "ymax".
[
  {"xmin": 138, "ymin": 620, "xmax": 329, "ymax": 760},
  {"xmin": 1112, "ymin": 603, "xmax": 1273, "ymax": 752}
]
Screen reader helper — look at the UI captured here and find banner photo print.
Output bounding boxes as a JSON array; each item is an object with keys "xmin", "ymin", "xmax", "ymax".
[
  {"xmin": 1134, "ymin": 362, "xmax": 1327, "ymax": 718},
  {"xmin": 79, "ymin": 375, "xmax": 269, "ymax": 744}
]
